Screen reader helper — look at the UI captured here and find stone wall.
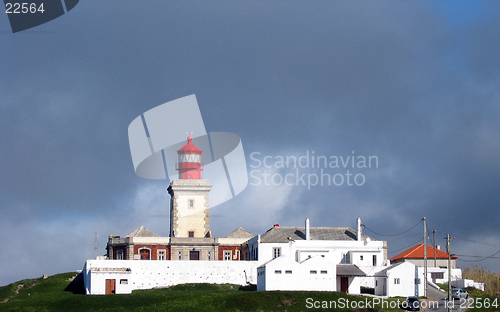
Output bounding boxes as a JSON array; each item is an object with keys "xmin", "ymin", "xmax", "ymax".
[{"xmin": 83, "ymin": 259, "xmax": 258, "ymax": 295}]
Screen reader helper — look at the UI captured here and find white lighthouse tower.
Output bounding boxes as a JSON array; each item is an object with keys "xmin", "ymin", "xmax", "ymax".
[{"xmin": 168, "ymin": 136, "xmax": 212, "ymax": 238}]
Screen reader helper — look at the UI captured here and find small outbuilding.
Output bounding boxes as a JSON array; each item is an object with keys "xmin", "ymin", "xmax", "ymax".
[
  {"xmin": 257, "ymin": 255, "xmax": 337, "ymax": 291},
  {"xmin": 374, "ymin": 262, "xmax": 424, "ymax": 297}
]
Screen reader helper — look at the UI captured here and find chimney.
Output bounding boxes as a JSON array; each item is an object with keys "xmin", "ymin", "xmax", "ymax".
[
  {"xmin": 305, "ymin": 218, "xmax": 310, "ymax": 240},
  {"xmin": 357, "ymin": 218, "xmax": 362, "ymax": 241},
  {"xmin": 436, "ymin": 245, "xmax": 441, "ymax": 250}
]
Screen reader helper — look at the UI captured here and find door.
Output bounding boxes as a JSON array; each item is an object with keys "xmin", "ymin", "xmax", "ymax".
[
  {"xmin": 341, "ymin": 277, "xmax": 349, "ymax": 293},
  {"xmin": 189, "ymin": 250, "xmax": 200, "ymax": 260},
  {"xmin": 105, "ymin": 279, "xmax": 116, "ymax": 294}
]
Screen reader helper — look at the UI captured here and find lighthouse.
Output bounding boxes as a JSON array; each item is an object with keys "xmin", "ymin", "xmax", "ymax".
[
  {"xmin": 176, "ymin": 135, "xmax": 203, "ymax": 179},
  {"xmin": 168, "ymin": 136, "xmax": 212, "ymax": 242}
]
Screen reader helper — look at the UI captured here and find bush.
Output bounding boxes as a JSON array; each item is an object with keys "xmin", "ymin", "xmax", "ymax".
[{"xmin": 464, "ymin": 266, "xmax": 500, "ymax": 294}]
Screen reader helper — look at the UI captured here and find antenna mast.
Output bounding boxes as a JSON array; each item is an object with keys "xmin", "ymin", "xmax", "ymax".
[{"xmin": 94, "ymin": 232, "xmax": 98, "ymax": 259}]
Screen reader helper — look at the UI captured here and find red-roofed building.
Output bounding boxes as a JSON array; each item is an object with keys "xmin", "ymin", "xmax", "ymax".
[
  {"xmin": 391, "ymin": 244, "xmax": 457, "ymax": 268},
  {"xmin": 390, "ymin": 244, "xmax": 461, "ymax": 284}
]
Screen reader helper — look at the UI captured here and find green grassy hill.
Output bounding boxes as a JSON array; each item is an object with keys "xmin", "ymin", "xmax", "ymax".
[{"xmin": 0, "ymin": 272, "xmax": 407, "ymax": 312}]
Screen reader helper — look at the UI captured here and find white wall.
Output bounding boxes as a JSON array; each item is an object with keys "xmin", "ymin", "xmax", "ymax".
[
  {"xmin": 452, "ymin": 279, "xmax": 485, "ymax": 291},
  {"xmin": 426, "ymin": 267, "xmax": 462, "ymax": 284},
  {"xmin": 257, "ymin": 256, "xmax": 336, "ymax": 291},
  {"xmin": 358, "ymin": 265, "xmax": 390, "ymax": 288},
  {"xmin": 335, "ymin": 276, "xmax": 361, "ymax": 294},
  {"xmin": 374, "ymin": 276, "xmax": 385, "ymax": 296},
  {"xmin": 84, "ymin": 260, "xmax": 257, "ymax": 295},
  {"xmin": 260, "ymin": 257, "xmax": 301, "ymax": 291}
]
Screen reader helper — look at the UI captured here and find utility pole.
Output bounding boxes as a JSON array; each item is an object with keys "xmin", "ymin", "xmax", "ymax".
[
  {"xmin": 423, "ymin": 217, "xmax": 427, "ymax": 297},
  {"xmin": 447, "ymin": 234, "xmax": 453, "ymax": 312},
  {"xmin": 433, "ymin": 229, "xmax": 437, "ymax": 267}
]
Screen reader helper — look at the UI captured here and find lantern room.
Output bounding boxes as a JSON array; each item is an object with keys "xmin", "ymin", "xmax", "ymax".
[{"xmin": 175, "ymin": 135, "xmax": 203, "ymax": 179}]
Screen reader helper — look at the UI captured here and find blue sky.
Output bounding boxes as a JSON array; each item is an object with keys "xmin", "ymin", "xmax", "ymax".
[{"xmin": 1, "ymin": 1, "xmax": 499, "ymax": 286}]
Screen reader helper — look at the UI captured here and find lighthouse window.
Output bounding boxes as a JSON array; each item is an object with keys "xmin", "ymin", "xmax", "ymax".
[{"xmin": 189, "ymin": 200, "xmax": 194, "ymax": 208}]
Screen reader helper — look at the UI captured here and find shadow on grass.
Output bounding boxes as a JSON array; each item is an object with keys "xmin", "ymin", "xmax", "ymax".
[
  {"xmin": 64, "ymin": 272, "xmax": 85, "ymax": 294},
  {"xmin": 238, "ymin": 284, "xmax": 257, "ymax": 291}
]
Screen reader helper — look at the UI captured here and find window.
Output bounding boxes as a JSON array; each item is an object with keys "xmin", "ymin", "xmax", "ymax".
[
  {"xmin": 360, "ymin": 255, "xmax": 364, "ymax": 261},
  {"xmin": 207, "ymin": 251, "xmax": 211, "ymax": 261},
  {"xmin": 189, "ymin": 250, "xmax": 200, "ymax": 261},
  {"xmin": 272, "ymin": 247, "xmax": 281, "ymax": 259},
  {"xmin": 224, "ymin": 250, "xmax": 231, "ymax": 261},
  {"xmin": 120, "ymin": 279, "xmax": 128, "ymax": 285},
  {"xmin": 178, "ymin": 251, "xmax": 182, "ymax": 260},
  {"xmin": 341, "ymin": 253, "xmax": 350, "ymax": 264},
  {"xmin": 394, "ymin": 278, "xmax": 400, "ymax": 284},
  {"xmin": 415, "ymin": 278, "xmax": 421, "ymax": 284},
  {"xmin": 431, "ymin": 272, "xmax": 444, "ymax": 280},
  {"xmin": 158, "ymin": 250, "xmax": 166, "ymax": 261},
  {"xmin": 320, "ymin": 270, "xmax": 327, "ymax": 274},
  {"xmin": 116, "ymin": 250, "xmax": 124, "ymax": 260},
  {"xmin": 285, "ymin": 270, "xmax": 292, "ymax": 274},
  {"xmin": 373, "ymin": 255, "xmax": 377, "ymax": 266},
  {"xmin": 139, "ymin": 248, "xmax": 150, "ymax": 260},
  {"xmin": 310, "ymin": 270, "xmax": 317, "ymax": 274},
  {"xmin": 189, "ymin": 199, "xmax": 194, "ymax": 208},
  {"xmin": 188, "ymin": 231, "xmax": 194, "ymax": 238},
  {"xmin": 275, "ymin": 270, "xmax": 282, "ymax": 274}
]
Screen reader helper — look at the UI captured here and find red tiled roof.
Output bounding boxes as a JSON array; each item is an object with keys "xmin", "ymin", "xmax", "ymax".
[{"xmin": 390, "ymin": 244, "xmax": 458, "ymax": 261}]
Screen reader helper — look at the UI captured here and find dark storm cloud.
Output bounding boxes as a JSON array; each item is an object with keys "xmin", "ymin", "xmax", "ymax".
[{"xmin": 1, "ymin": 1, "xmax": 499, "ymax": 286}]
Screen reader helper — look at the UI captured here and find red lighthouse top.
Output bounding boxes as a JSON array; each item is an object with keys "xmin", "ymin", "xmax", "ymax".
[
  {"xmin": 176, "ymin": 136, "xmax": 203, "ymax": 179},
  {"xmin": 177, "ymin": 136, "xmax": 202, "ymax": 155}
]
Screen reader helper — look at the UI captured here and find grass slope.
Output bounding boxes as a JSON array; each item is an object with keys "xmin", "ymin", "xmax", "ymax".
[{"xmin": 0, "ymin": 273, "xmax": 406, "ymax": 312}]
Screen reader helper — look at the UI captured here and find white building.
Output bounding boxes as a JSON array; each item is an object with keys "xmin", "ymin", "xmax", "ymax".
[
  {"xmin": 390, "ymin": 244, "xmax": 462, "ymax": 284},
  {"xmin": 248, "ymin": 218, "xmax": 387, "ymax": 293},
  {"xmin": 374, "ymin": 262, "xmax": 425, "ymax": 297}
]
